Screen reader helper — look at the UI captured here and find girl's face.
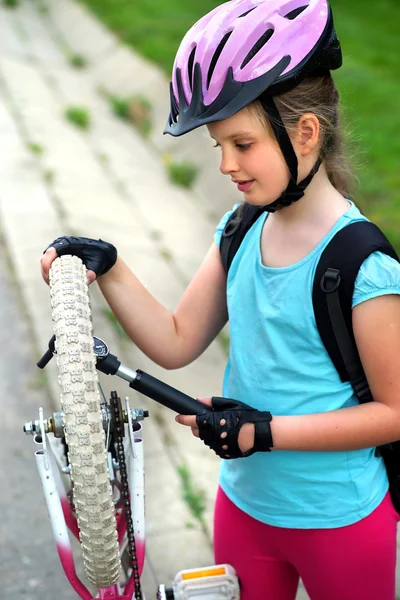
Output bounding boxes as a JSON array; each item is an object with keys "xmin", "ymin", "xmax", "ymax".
[{"xmin": 207, "ymin": 108, "xmax": 291, "ymax": 206}]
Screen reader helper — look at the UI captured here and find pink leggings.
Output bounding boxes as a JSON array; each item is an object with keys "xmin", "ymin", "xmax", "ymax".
[{"xmin": 214, "ymin": 487, "xmax": 398, "ymax": 600}]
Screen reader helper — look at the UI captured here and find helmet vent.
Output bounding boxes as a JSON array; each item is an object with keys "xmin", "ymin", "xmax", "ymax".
[
  {"xmin": 284, "ymin": 5, "xmax": 307, "ymax": 19},
  {"xmin": 240, "ymin": 29, "xmax": 274, "ymax": 69},
  {"xmin": 238, "ymin": 8, "xmax": 256, "ymax": 18},
  {"xmin": 188, "ymin": 46, "xmax": 196, "ymax": 91},
  {"xmin": 207, "ymin": 31, "xmax": 233, "ymax": 88}
]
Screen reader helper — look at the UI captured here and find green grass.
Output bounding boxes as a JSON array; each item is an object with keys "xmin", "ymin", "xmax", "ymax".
[
  {"xmin": 43, "ymin": 169, "xmax": 54, "ymax": 184},
  {"xmin": 330, "ymin": 0, "xmax": 400, "ymax": 247},
  {"xmin": 176, "ymin": 464, "xmax": 206, "ymax": 526},
  {"xmin": 108, "ymin": 94, "xmax": 152, "ymax": 136},
  {"xmin": 65, "ymin": 106, "xmax": 91, "ymax": 130},
  {"xmin": 79, "ymin": 0, "xmax": 400, "ymax": 247},
  {"xmin": 166, "ymin": 160, "xmax": 198, "ymax": 189},
  {"xmin": 67, "ymin": 53, "xmax": 87, "ymax": 69},
  {"xmin": 108, "ymin": 95, "xmax": 132, "ymax": 121},
  {"xmin": 27, "ymin": 142, "xmax": 44, "ymax": 155}
]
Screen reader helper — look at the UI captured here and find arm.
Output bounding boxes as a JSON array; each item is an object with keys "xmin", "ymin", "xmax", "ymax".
[
  {"xmin": 178, "ymin": 295, "xmax": 400, "ymax": 454},
  {"xmin": 262, "ymin": 294, "xmax": 400, "ymax": 452},
  {"xmin": 97, "ymin": 242, "xmax": 228, "ymax": 369}
]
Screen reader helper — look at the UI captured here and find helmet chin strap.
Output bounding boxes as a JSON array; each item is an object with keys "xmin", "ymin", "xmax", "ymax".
[{"xmin": 259, "ymin": 96, "xmax": 322, "ymax": 213}]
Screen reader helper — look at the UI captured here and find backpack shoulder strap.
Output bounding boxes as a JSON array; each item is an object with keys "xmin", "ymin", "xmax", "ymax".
[
  {"xmin": 220, "ymin": 203, "xmax": 265, "ymax": 273},
  {"xmin": 313, "ymin": 220, "xmax": 399, "ymax": 397}
]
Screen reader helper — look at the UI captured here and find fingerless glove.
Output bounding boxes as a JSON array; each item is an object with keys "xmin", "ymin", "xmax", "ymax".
[
  {"xmin": 196, "ymin": 396, "xmax": 273, "ymax": 459},
  {"xmin": 44, "ymin": 236, "xmax": 117, "ymax": 277}
]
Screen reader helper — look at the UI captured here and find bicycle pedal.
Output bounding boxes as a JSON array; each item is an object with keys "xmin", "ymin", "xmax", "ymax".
[{"xmin": 166, "ymin": 564, "xmax": 240, "ymax": 599}]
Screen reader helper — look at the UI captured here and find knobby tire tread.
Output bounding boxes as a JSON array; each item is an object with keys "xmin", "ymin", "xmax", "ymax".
[{"xmin": 50, "ymin": 255, "xmax": 121, "ymax": 588}]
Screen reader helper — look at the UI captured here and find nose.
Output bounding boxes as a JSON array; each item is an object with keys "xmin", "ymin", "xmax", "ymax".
[{"xmin": 219, "ymin": 148, "xmax": 239, "ymax": 176}]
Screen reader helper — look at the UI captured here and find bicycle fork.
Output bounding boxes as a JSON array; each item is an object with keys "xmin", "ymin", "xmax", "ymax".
[{"xmin": 32, "ymin": 404, "xmax": 145, "ymax": 600}]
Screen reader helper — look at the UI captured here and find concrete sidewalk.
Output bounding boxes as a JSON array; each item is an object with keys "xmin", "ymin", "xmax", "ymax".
[{"xmin": 0, "ymin": 1, "xmax": 396, "ymax": 599}]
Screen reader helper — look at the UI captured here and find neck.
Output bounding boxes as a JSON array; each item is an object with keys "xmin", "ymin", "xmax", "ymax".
[{"xmin": 269, "ymin": 163, "xmax": 350, "ymax": 227}]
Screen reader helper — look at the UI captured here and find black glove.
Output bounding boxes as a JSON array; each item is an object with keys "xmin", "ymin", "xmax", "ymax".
[
  {"xmin": 196, "ymin": 397, "xmax": 273, "ymax": 459},
  {"xmin": 44, "ymin": 236, "xmax": 117, "ymax": 277}
]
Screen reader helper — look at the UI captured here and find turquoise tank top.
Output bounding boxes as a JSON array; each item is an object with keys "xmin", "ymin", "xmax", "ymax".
[{"xmin": 214, "ymin": 201, "xmax": 400, "ymax": 528}]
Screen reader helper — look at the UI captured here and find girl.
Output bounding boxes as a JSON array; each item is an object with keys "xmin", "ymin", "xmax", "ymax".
[{"xmin": 41, "ymin": 1, "xmax": 400, "ymax": 598}]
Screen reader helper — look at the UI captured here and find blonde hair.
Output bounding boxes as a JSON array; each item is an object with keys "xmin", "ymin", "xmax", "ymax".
[{"xmin": 245, "ymin": 75, "xmax": 355, "ymax": 198}]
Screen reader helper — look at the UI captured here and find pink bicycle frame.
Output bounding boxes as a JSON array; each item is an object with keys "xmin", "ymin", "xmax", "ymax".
[{"xmin": 34, "ymin": 403, "xmax": 145, "ymax": 600}]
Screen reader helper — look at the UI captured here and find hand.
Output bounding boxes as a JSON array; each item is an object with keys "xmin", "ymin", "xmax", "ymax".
[
  {"xmin": 176, "ymin": 399, "xmax": 255, "ymax": 454},
  {"xmin": 41, "ymin": 236, "xmax": 117, "ymax": 285},
  {"xmin": 41, "ymin": 246, "xmax": 97, "ymax": 285},
  {"xmin": 176, "ymin": 396, "xmax": 273, "ymax": 459},
  {"xmin": 176, "ymin": 397, "xmax": 212, "ymax": 440}
]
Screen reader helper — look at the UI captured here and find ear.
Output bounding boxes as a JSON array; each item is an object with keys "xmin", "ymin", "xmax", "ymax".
[{"xmin": 294, "ymin": 113, "xmax": 320, "ymax": 156}]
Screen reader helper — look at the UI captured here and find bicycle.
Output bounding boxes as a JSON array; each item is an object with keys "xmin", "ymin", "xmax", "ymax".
[{"xmin": 22, "ymin": 255, "xmax": 240, "ymax": 600}]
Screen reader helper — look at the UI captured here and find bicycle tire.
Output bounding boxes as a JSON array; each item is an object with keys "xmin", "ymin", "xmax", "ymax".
[{"xmin": 50, "ymin": 255, "xmax": 121, "ymax": 588}]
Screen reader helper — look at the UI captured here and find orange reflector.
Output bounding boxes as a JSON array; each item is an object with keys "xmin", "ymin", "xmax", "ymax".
[{"xmin": 182, "ymin": 567, "xmax": 227, "ymax": 581}]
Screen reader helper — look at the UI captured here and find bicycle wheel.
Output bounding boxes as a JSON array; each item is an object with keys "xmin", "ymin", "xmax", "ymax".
[{"xmin": 49, "ymin": 255, "xmax": 121, "ymax": 588}]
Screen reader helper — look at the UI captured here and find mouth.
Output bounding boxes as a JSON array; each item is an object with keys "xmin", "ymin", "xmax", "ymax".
[{"xmin": 233, "ymin": 179, "xmax": 255, "ymax": 192}]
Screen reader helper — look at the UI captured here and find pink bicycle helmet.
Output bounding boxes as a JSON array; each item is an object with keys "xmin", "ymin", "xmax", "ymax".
[{"xmin": 164, "ymin": 0, "xmax": 342, "ymax": 136}]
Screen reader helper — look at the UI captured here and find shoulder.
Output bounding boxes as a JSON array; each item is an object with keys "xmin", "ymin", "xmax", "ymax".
[
  {"xmin": 332, "ymin": 203, "xmax": 400, "ymax": 308},
  {"xmin": 353, "ymin": 251, "xmax": 400, "ymax": 308}
]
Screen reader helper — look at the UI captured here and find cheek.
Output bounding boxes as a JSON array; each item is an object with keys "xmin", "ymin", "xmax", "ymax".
[{"xmin": 252, "ymin": 149, "xmax": 289, "ymax": 191}]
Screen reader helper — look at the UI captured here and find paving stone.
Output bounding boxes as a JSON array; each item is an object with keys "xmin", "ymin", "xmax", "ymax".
[
  {"xmin": 90, "ymin": 45, "xmax": 165, "ymax": 101},
  {"xmin": 0, "ymin": 55, "xmax": 63, "ymax": 112},
  {"xmin": 145, "ymin": 528, "xmax": 213, "ymax": 589},
  {"xmin": 0, "ymin": 5, "xmax": 30, "ymax": 60},
  {"xmin": 144, "ymin": 453, "xmax": 205, "ymax": 536},
  {"xmin": 13, "ymin": 1, "xmax": 66, "ymax": 65}
]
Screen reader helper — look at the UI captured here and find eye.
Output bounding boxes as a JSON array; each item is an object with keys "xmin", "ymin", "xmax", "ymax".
[
  {"xmin": 213, "ymin": 142, "xmax": 221, "ymax": 149},
  {"xmin": 236, "ymin": 143, "xmax": 251, "ymax": 151}
]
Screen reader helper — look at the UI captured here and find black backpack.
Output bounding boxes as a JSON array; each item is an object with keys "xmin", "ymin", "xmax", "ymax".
[{"xmin": 220, "ymin": 203, "xmax": 400, "ymax": 513}]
